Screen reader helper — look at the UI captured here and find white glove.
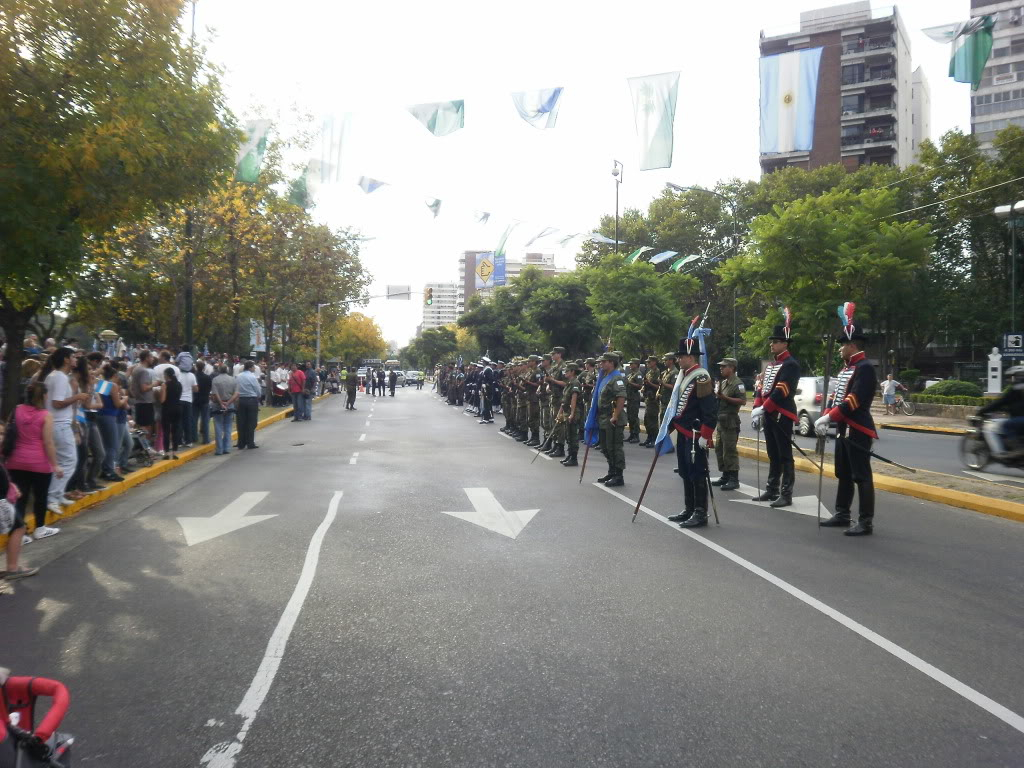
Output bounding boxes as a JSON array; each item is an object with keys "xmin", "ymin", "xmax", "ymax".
[
  {"xmin": 814, "ymin": 414, "xmax": 831, "ymax": 437},
  {"xmin": 696, "ymin": 435, "xmax": 709, "ymax": 451},
  {"xmin": 751, "ymin": 416, "xmax": 762, "ymax": 432}
]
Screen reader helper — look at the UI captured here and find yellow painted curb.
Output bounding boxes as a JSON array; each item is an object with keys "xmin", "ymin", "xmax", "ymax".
[
  {"xmin": 878, "ymin": 422, "xmax": 966, "ymax": 436},
  {"xmin": 1, "ymin": 394, "xmax": 334, "ymax": 548},
  {"xmin": 735, "ymin": 444, "xmax": 1024, "ymax": 524}
]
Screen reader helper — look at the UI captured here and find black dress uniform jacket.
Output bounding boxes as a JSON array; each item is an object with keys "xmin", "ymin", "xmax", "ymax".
[
  {"xmin": 826, "ymin": 351, "xmax": 878, "ymax": 438},
  {"xmin": 671, "ymin": 365, "xmax": 718, "ymax": 440},
  {"xmin": 756, "ymin": 350, "xmax": 800, "ymax": 422}
]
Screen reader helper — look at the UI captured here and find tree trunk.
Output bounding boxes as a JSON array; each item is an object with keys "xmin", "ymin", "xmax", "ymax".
[{"xmin": 0, "ymin": 313, "xmax": 30, "ymax": 420}]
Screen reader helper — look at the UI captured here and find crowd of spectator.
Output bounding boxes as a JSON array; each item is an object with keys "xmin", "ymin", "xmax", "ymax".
[{"xmin": 0, "ymin": 335, "xmax": 332, "ymax": 581}]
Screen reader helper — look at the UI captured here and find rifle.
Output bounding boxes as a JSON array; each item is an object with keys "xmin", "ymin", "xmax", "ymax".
[{"xmin": 579, "ymin": 439, "xmax": 591, "ymax": 484}]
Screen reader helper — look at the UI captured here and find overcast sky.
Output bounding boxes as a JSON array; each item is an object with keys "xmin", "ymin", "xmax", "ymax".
[{"xmin": 194, "ymin": 0, "xmax": 971, "ymax": 348}]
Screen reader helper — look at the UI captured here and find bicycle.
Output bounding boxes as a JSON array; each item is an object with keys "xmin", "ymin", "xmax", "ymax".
[{"xmin": 894, "ymin": 393, "xmax": 916, "ymax": 416}]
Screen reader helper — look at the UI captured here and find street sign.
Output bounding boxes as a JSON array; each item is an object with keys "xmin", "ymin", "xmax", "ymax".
[
  {"xmin": 1002, "ymin": 332, "xmax": 1024, "ymax": 357},
  {"xmin": 386, "ymin": 285, "xmax": 411, "ymax": 300}
]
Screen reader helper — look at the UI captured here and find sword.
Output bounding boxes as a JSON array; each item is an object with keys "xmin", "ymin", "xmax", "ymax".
[
  {"xmin": 840, "ymin": 435, "xmax": 916, "ymax": 472},
  {"xmin": 790, "ymin": 438, "xmax": 824, "ymax": 472},
  {"xmin": 755, "ymin": 413, "xmax": 762, "ymax": 503},
  {"xmin": 816, "ymin": 334, "xmax": 835, "ymax": 529},
  {"xmin": 703, "ymin": 446, "xmax": 720, "ymax": 525}
]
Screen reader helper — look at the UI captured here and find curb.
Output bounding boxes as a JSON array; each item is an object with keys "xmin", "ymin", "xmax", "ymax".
[
  {"xmin": 1, "ymin": 394, "xmax": 333, "ymax": 548},
  {"xmin": 734, "ymin": 444, "xmax": 1024, "ymax": 524},
  {"xmin": 878, "ymin": 422, "xmax": 967, "ymax": 436}
]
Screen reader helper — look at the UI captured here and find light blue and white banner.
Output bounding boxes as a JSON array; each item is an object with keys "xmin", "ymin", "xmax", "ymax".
[
  {"xmin": 649, "ymin": 250, "xmax": 678, "ymax": 265},
  {"xmin": 511, "ymin": 87, "xmax": 563, "ymax": 129},
  {"xmin": 627, "ymin": 71, "xmax": 680, "ymax": 171},
  {"xmin": 759, "ymin": 47, "xmax": 823, "ymax": 154}
]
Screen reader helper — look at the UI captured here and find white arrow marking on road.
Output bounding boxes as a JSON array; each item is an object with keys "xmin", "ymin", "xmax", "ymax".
[
  {"xmin": 441, "ymin": 488, "xmax": 539, "ymax": 539},
  {"xmin": 729, "ymin": 482, "xmax": 832, "ymax": 518},
  {"xmin": 177, "ymin": 492, "xmax": 276, "ymax": 546}
]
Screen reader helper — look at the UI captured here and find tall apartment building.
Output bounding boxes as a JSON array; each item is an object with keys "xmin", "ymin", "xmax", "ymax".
[
  {"xmin": 971, "ymin": 1, "xmax": 1024, "ymax": 150},
  {"xmin": 911, "ymin": 66, "xmax": 931, "ymax": 162},
  {"xmin": 759, "ymin": 2, "xmax": 925, "ymax": 173},
  {"xmin": 459, "ymin": 251, "xmax": 570, "ymax": 304},
  {"xmin": 420, "ymin": 282, "xmax": 460, "ymax": 331}
]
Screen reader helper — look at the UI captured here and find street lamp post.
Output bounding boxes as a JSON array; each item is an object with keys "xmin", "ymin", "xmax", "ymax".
[
  {"xmin": 184, "ymin": 0, "xmax": 198, "ymax": 349},
  {"xmin": 666, "ymin": 183, "xmax": 741, "ymax": 357},
  {"xmin": 612, "ymin": 160, "xmax": 623, "ymax": 255},
  {"xmin": 994, "ymin": 200, "xmax": 1024, "ymax": 333}
]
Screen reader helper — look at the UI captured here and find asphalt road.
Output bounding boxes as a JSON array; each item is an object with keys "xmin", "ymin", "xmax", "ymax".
[{"xmin": 4, "ymin": 389, "xmax": 1023, "ymax": 767}]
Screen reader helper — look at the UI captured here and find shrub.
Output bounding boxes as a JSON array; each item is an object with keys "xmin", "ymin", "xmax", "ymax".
[
  {"xmin": 898, "ymin": 368, "xmax": 920, "ymax": 388},
  {"xmin": 910, "ymin": 394, "xmax": 988, "ymax": 406},
  {"xmin": 924, "ymin": 379, "xmax": 982, "ymax": 398}
]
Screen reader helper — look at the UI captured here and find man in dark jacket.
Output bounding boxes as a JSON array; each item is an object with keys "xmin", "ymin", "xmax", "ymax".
[{"xmin": 388, "ymin": 369, "xmax": 397, "ymax": 397}]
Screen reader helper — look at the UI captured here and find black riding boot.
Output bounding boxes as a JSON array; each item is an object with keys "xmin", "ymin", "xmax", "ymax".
[
  {"xmin": 563, "ymin": 450, "xmax": 578, "ymax": 467},
  {"xmin": 754, "ymin": 470, "xmax": 780, "ymax": 502},
  {"xmin": 680, "ymin": 508, "xmax": 708, "ymax": 528},
  {"xmin": 769, "ymin": 463, "xmax": 795, "ymax": 508},
  {"xmin": 711, "ymin": 473, "xmax": 727, "ymax": 486}
]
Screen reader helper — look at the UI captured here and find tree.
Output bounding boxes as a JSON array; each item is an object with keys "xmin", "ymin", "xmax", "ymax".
[
  {"xmin": 583, "ymin": 255, "xmax": 688, "ymax": 357},
  {"xmin": 402, "ymin": 326, "xmax": 457, "ymax": 370},
  {"xmin": 321, "ymin": 312, "xmax": 385, "ymax": 364},
  {"xmin": 524, "ymin": 273, "xmax": 599, "ymax": 356},
  {"xmin": 718, "ymin": 187, "xmax": 932, "ymax": 371},
  {"xmin": 0, "ymin": 0, "xmax": 238, "ymax": 415}
]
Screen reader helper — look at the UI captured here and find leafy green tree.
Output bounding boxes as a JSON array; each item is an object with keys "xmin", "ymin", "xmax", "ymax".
[
  {"xmin": 523, "ymin": 273, "xmax": 599, "ymax": 355},
  {"xmin": 718, "ymin": 187, "xmax": 932, "ymax": 372},
  {"xmin": 0, "ymin": 0, "xmax": 238, "ymax": 414}
]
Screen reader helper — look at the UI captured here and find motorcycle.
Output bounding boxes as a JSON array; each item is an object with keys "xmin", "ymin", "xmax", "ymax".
[
  {"xmin": 960, "ymin": 415, "xmax": 1024, "ymax": 471},
  {"xmin": 0, "ymin": 669, "xmax": 73, "ymax": 767}
]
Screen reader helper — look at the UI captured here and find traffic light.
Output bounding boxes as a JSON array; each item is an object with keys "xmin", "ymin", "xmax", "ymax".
[{"xmin": 424, "ymin": 287, "xmax": 433, "ymax": 306}]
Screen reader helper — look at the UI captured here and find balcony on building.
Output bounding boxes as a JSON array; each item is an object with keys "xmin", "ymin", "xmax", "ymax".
[
  {"xmin": 840, "ymin": 34, "xmax": 895, "ymax": 62},
  {"xmin": 840, "ymin": 122, "xmax": 897, "ymax": 154},
  {"xmin": 841, "ymin": 63, "xmax": 896, "ymax": 90},
  {"xmin": 841, "ymin": 92, "xmax": 897, "ymax": 123}
]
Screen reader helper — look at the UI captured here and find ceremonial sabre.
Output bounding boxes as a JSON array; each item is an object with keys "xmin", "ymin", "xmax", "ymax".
[
  {"xmin": 816, "ymin": 333, "xmax": 834, "ymax": 529},
  {"xmin": 789, "ymin": 438, "xmax": 824, "ymax": 472},
  {"xmin": 703, "ymin": 446, "xmax": 720, "ymax": 525},
  {"xmin": 579, "ymin": 440, "xmax": 591, "ymax": 484},
  {"xmin": 840, "ymin": 436, "xmax": 916, "ymax": 472}
]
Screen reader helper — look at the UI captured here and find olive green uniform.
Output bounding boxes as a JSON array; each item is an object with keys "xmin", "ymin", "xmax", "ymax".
[
  {"xmin": 598, "ymin": 367, "xmax": 627, "ymax": 477},
  {"xmin": 539, "ymin": 359, "xmax": 552, "ymax": 440},
  {"xmin": 715, "ymin": 373, "xmax": 745, "ymax": 473},
  {"xmin": 642, "ymin": 361, "xmax": 661, "ymax": 444},
  {"xmin": 560, "ymin": 376, "xmax": 584, "ymax": 456},
  {"xmin": 625, "ymin": 364, "xmax": 644, "ymax": 440}
]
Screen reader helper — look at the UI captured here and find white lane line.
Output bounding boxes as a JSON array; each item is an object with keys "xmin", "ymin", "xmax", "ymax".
[
  {"xmin": 349, "ymin": 452, "xmax": 359, "ymax": 465},
  {"xmin": 200, "ymin": 491, "xmax": 343, "ymax": 768},
  {"xmin": 358, "ymin": 433, "xmax": 366, "ymax": 442},
  {"xmin": 364, "ymin": 421, "xmax": 369, "ymax": 427},
  {"xmin": 595, "ymin": 483, "xmax": 1024, "ymax": 736}
]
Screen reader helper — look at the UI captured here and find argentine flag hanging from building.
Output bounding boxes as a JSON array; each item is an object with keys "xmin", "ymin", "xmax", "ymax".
[{"xmin": 759, "ymin": 47, "xmax": 823, "ymax": 154}]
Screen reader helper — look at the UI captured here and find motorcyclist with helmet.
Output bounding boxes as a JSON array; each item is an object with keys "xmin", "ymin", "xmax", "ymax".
[{"xmin": 976, "ymin": 365, "xmax": 1024, "ymax": 457}]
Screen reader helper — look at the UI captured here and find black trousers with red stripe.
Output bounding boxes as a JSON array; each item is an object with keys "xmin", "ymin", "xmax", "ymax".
[{"xmin": 834, "ymin": 427, "xmax": 874, "ymax": 521}]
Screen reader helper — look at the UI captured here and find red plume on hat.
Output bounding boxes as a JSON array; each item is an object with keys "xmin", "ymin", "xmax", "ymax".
[
  {"xmin": 782, "ymin": 306, "xmax": 792, "ymax": 340},
  {"xmin": 838, "ymin": 301, "xmax": 856, "ymax": 341}
]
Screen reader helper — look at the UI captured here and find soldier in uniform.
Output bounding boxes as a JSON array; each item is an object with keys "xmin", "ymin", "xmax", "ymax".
[
  {"xmin": 665, "ymin": 318, "xmax": 718, "ymax": 528},
  {"xmin": 596, "ymin": 352, "xmax": 627, "ymax": 487},
  {"xmin": 543, "ymin": 347, "xmax": 568, "ymax": 457},
  {"xmin": 515, "ymin": 359, "xmax": 530, "ymax": 441},
  {"xmin": 581, "ymin": 358, "xmax": 597, "ymax": 415},
  {"xmin": 815, "ymin": 304, "xmax": 878, "ymax": 536},
  {"xmin": 750, "ymin": 308, "xmax": 801, "ymax": 508},
  {"xmin": 538, "ymin": 354, "xmax": 553, "ymax": 449},
  {"xmin": 711, "ymin": 357, "xmax": 745, "ymax": 491},
  {"xmin": 558, "ymin": 362, "xmax": 584, "ymax": 467},
  {"xmin": 641, "ymin": 354, "xmax": 661, "ymax": 447},
  {"xmin": 625, "ymin": 358, "xmax": 644, "ymax": 443},
  {"xmin": 659, "ymin": 353, "xmax": 678, "ymax": 454},
  {"xmin": 524, "ymin": 355, "xmax": 543, "ymax": 446}
]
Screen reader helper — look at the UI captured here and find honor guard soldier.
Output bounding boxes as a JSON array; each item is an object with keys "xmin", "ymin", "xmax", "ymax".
[
  {"xmin": 581, "ymin": 358, "xmax": 597, "ymax": 414},
  {"xmin": 625, "ymin": 359, "xmax": 644, "ymax": 443},
  {"xmin": 641, "ymin": 354, "xmax": 661, "ymax": 447},
  {"xmin": 711, "ymin": 357, "xmax": 745, "ymax": 491},
  {"xmin": 558, "ymin": 362, "xmax": 584, "ymax": 467},
  {"xmin": 750, "ymin": 307, "xmax": 801, "ymax": 508},
  {"xmin": 815, "ymin": 303, "xmax": 878, "ymax": 536},
  {"xmin": 665, "ymin": 317, "xmax": 718, "ymax": 528},
  {"xmin": 596, "ymin": 352, "xmax": 627, "ymax": 486}
]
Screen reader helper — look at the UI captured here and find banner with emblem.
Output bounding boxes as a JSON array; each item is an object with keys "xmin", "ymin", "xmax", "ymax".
[
  {"xmin": 475, "ymin": 252, "xmax": 496, "ymax": 290},
  {"xmin": 759, "ymin": 47, "xmax": 823, "ymax": 154}
]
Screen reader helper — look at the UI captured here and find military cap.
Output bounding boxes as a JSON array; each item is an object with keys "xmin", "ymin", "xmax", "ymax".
[
  {"xmin": 629, "ymin": 358, "xmax": 641, "ymax": 365},
  {"xmin": 497, "ymin": 360, "xmax": 506, "ymax": 365},
  {"xmin": 646, "ymin": 353, "xmax": 659, "ymax": 361},
  {"xmin": 585, "ymin": 357, "xmax": 596, "ymax": 365},
  {"xmin": 600, "ymin": 352, "xmax": 619, "ymax": 363},
  {"xmin": 542, "ymin": 353, "xmax": 552, "ymax": 361},
  {"xmin": 716, "ymin": 357, "xmax": 739, "ymax": 367},
  {"xmin": 663, "ymin": 352, "xmax": 677, "ymax": 360},
  {"xmin": 612, "ymin": 350, "xmax": 623, "ymax": 360},
  {"xmin": 565, "ymin": 362, "xmax": 581, "ymax": 372},
  {"xmin": 550, "ymin": 346, "xmax": 567, "ymax": 355},
  {"xmin": 528, "ymin": 354, "xmax": 541, "ymax": 362}
]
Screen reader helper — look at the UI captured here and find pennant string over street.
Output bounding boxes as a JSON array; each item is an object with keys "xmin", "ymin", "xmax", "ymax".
[
  {"xmin": 407, "ymin": 100, "xmax": 466, "ymax": 136},
  {"xmin": 511, "ymin": 88, "xmax": 563, "ymax": 129},
  {"xmin": 759, "ymin": 47, "xmax": 823, "ymax": 154}
]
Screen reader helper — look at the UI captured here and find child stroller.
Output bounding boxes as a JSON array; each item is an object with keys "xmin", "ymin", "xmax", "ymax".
[
  {"xmin": 128, "ymin": 428, "xmax": 155, "ymax": 469},
  {"xmin": 0, "ymin": 668, "xmax": 74, "ymax": 767}
]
